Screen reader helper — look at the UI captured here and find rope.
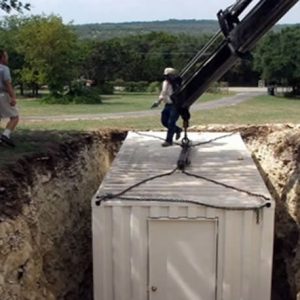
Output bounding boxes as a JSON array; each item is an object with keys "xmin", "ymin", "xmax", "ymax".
[
  {"xmin": 133, "ymin": 131, "xmax": 166, "ymax": 142},
  {"xmin": 182, "ymin": 170, "xmax": 271, "ymax": 202},
  {"xmin": 190, "ymin": 132, "xmax": 237, "ymax": 147},
  {"xmin": 95, "ymin": 130, "xmax": 272, "ymax": 221},
  {"xmin": 96, "ymin": 167, "xmax": 271, "ymax": 209},
  {"xmin": 106, "ymin": 196, "xmax": 270, "ymax": 211},
  {"xmin": 132, "ymin": 130, "xmax": 238, "ymax": 148},
  {"xmin": 97, "ymin": 194, "xmax": 268, "ymax": 224},
  {"xmin": 133, "ymin": 131, "xmax": 181, "ymax": 146},
  {"xmin": 95, "ymin": 167, "xmax": 178, "ymax": 205}
]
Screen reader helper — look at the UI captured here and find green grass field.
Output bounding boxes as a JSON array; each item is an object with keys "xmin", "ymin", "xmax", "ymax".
[
  {"xmin": 1, "ymin": 93, "xmax": 300, "ymax": 167},
  {"xmin": 17, "ymin": 94, "xmax": 300, "ymax": 131},
  {"xmin": 18, "ymin": 92, "xmax": 223, "ymax": 116},
  {"xmin": 191, "ymin": 95, "xmax": 300, "ymax": 124}
]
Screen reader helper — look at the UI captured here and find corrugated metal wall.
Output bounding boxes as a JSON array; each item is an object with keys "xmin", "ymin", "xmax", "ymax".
[{"xmin": 93, "ymin": 202, "xmax": 274, "ymax": 300}]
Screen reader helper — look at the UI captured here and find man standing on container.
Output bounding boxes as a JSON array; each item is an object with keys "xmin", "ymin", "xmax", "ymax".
[
  {"xmin": 151, "ymin": 67, "xmax": 182, "ymax": 147},
  {"xmin": 0, "ymin": 49, "xmax": 18, "ymax": 147}
]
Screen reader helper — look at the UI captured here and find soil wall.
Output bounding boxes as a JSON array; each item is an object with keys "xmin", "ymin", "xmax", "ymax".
[{"xmin": 0, "ymin": 131, "xmax": 125, "ymax": 300}]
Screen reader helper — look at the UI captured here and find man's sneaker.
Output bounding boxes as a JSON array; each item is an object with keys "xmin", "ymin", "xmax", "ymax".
[
  {"xmin": 161, "ymin": 141, "xmax": 172, "ymax": 147},
  {"xmin": 1, "ymin": 135, "xmax": 15, "ymax": 147},
  {"xmin": 175, "ymin": 129, "xmax": 182, "ymax": 140}
]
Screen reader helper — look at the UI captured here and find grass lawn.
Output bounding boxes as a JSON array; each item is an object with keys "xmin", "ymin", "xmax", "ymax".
[
  {"xmin": 1, "ymin": 93, "xmax": 300, "ymax": 167},
  {"xmin": 18, "ymin": 92, "xmax": 223, "ymax": 116},
  {"xmin": 17, "ymin": 94, "xmax": 300, "ymax": 131},
  {"xmin": 191, "ymin": 95, "xmax": 300, "ymax": 124}
]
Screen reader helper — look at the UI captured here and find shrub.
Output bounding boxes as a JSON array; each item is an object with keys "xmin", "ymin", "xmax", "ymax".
[
  {"xmin": 42, "ymin": 94, "xmax": 70, "ymax": 104},
  {"xmin": 42, "ymin": 80, "xmax": 102, "ymax": 104},
  {"xmin": 112, "ymin": 79, "xmax": 125, "ymax": 87},
  {"xmin": 42, "ymin": 92, "xmax": 102, "ymax": 104},
  {"xmin": 98, "ymin": 82, "xmax": 114, "ymax": 95},
  {"xmin": 147, "ymin": 81, "xmax": 161, "ymax": 93},
  {"xmin": 125, "ymin": 81, "xmax": 148, "ymax": 92}
]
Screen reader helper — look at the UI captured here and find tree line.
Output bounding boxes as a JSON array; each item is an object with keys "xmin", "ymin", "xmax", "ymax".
[
  {"xmin": 72, "ymin": 20, "xmax": 220, "ymax": 40},
  {"xmin": 0, "ymin": 14, "xmax": 299, "ymax": 102},
  {"xmin": 254, "ymin": 26, "xmax": 300, "ymax": 95}
]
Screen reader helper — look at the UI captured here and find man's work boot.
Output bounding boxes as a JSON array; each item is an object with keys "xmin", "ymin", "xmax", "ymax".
[
  {"xmin": 161, "ymin": 141, "xmax": 172, "ymax": 147},
  {"xmin": 175, "ymin": 128, "xmax": 182, "ymax": 140},
  {"xmin": 1, "ymin": 135, "xmax": 16, "ymax": 147}
]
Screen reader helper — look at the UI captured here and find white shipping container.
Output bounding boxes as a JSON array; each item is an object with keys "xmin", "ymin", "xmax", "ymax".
[{"xmin": 92, "ymin": 131, "xmax": 275, "ymax": 300}]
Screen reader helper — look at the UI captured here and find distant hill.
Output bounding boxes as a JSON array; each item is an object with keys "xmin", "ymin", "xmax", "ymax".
[
  {"xmin": 72, "ymin": 19, "xmax": 220, "ymax": 40},
  {"xmin": 71, "ymin": 19, "xmax": 298, "ymax": 40}
]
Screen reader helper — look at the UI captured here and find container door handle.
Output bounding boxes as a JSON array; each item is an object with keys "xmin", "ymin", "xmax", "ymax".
[{"xmin": 151, "ymin": 286, "xmax": 158, "ymax": 292}]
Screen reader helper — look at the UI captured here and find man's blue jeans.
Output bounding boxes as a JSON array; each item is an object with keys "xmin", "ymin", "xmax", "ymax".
[{"xmin": 161, "ymin": 104, "xmax": 181, "ymax": 144}]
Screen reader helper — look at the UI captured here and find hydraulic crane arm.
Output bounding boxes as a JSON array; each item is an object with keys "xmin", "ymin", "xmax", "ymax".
[{"xmin": 172, "ymin": 0, "xmax": 299, "ymax": 122}]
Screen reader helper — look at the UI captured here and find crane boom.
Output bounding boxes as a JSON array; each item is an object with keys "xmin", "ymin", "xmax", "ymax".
[{"xmin": 172, "ymin": 0, "xmax": 299, "ymax": 121}]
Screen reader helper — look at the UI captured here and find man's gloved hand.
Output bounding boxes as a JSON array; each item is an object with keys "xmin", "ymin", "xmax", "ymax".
[{"xmin": 151, "ymin": 101, "xmax": 160, "ymax": 109}]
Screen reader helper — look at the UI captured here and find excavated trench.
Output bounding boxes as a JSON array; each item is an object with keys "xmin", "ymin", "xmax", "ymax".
[{"xmin": 0, "ymin": 125, "xmax": 300, "ymax": 300}]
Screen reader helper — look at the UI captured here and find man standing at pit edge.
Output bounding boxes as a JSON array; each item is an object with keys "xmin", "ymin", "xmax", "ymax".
[{"xmin": 0, "ymin": 49, "xmax": 18, "ymax": 147}]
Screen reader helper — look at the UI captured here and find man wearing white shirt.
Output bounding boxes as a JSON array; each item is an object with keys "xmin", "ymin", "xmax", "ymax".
[{"xmin": 154, "ymin": 67, "xmax": 182, "ymax": 147}]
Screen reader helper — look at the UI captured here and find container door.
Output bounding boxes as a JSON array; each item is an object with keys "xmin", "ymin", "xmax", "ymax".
[{"xmin": 148, "ymin": 219, "xmax": 217, "ymax": 300}]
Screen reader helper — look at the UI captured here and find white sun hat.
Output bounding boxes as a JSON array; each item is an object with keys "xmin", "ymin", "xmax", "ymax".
[{"xmin": 163, "ymin": 67, "xmax": 177, "ymax": 75}]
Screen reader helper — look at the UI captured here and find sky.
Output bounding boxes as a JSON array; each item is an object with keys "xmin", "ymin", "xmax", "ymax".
[{"xmin": 6, "ymin": 0, "xmax": 300, "ymax": 24}]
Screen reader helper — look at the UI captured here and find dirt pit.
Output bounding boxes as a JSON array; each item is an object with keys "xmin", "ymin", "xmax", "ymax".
[{"xmin": 0, "ymin": 125, "xmax": 299, "ymax": 300}]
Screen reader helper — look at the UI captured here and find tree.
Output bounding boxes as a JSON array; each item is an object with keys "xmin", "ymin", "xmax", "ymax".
[
  {"xmin": 17, "ymin": 15, "xmax": 78, "ymax": 95},
  {"xmin": 254, "ymin": 27, "xmax": 300, "ymax": 94},
  {"xmin": 0, "ymin": 16, "xmax": 27, "ymax": 94},
  {"xmin": 222, "ymin": 59, "xmax": 260, "ymax": 86},
  {"xmin": 84, "ymin": 32, "xmax": 212, "ymax": 85},
  {"xmin": 0, "ymin": 0, "xmax": 30, "ymax": 13},
  {"xmin": 84, "ymin": 39, "xmax": 126, "ymax": 84}
]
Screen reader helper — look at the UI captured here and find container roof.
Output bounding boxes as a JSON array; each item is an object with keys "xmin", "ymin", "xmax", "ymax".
[{"xmin": 96, "ymin": 131, "xmax": 273, "ymax": 208}]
